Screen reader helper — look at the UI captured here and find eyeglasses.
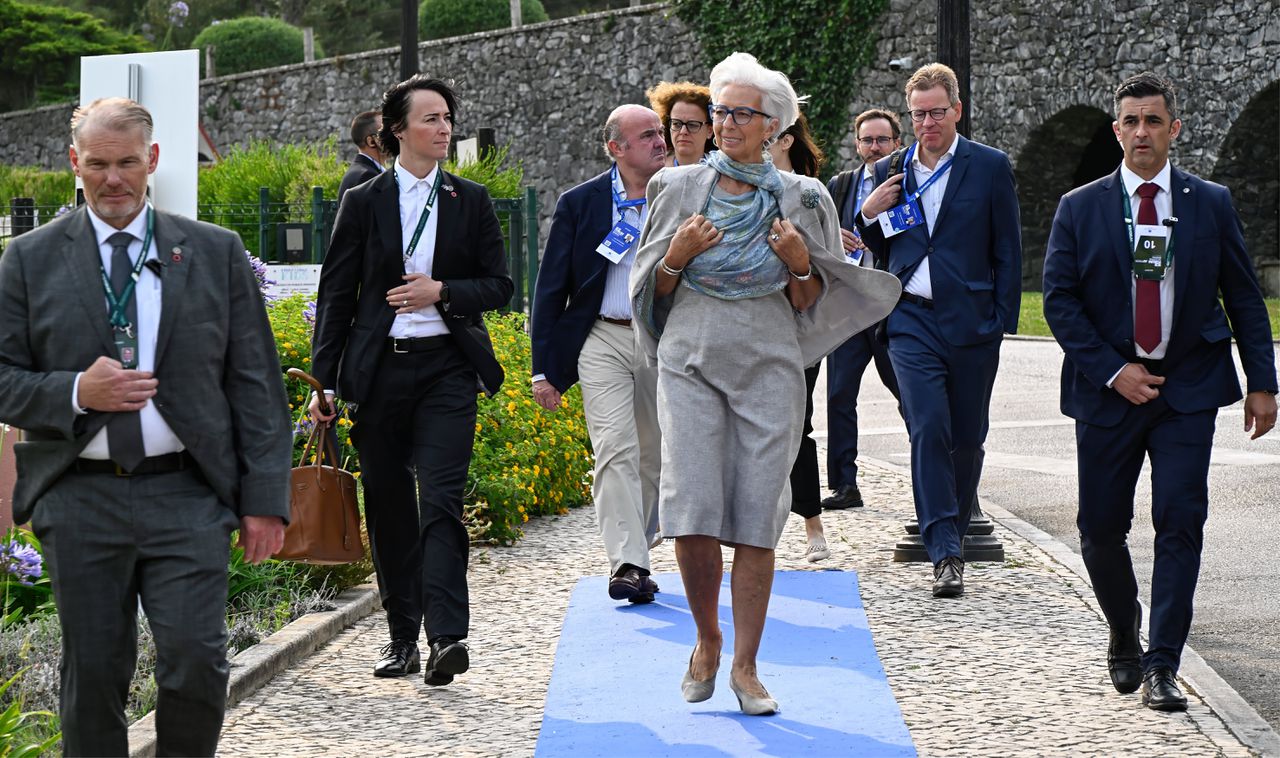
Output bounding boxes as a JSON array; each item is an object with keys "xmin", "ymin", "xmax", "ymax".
[
  {"xmin": 708, "ymin": 104, "xmax": 773, "ymax": 126},
  {"xmin": 907, "ymin": 106, "xmax": 953, "ymax": 123},
  {"xmin": 670, "ymin": 119, "xmax": 706, "ymax": 134},
  {"xmin": 857, "ymin": 136, "xmax": 896, "ymax": 147}
]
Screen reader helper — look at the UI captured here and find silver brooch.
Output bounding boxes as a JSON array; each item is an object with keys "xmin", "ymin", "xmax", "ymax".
[{"xmin": 801, "ymin": 188, "xmax": 820, "ymax": 209}]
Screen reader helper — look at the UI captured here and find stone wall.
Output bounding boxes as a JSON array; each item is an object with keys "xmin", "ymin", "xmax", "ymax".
[{"xmin": 1, "ymin": 1, "xmax": 1276, "ymax": 291}]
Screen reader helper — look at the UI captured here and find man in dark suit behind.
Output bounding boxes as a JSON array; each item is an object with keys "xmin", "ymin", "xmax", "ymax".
[
  {"xmin": 337, "ymin": 109, "xmax": 386, "ymax": 204},
  {"xmin": 859, "ymin": 63, "xmax": 1022, "ymax": 599},
  {"xmin": 822, "ymin": 108, "xmax": 903, "ymax": 511},
  {"xmin": 0, "ymin": 98, "xmax": 292, "ymax": 756},
  {"xmin": 529, "ymin": 104, "xmax": 666, "ymax": 604},
  {"xmin": 310, "ymin": 75, "xmax": 512, "ymax": 687},
  {"xmin": 1043, "ymin": 72, "xmax": 1276, "ymax": 711}
]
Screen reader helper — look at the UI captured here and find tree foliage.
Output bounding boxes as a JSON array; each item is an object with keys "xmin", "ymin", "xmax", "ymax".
[
  {"xmin": 0, "ymin": 0, "xmax": 148, "ymax": 110},
  {"xmin": 419, "ymin": 0, "xmax": 549, "ymax": 40},
  {"xmin": 191, "ymin": 16, "xmax": 323, "ymax": 77},
  {"xmin": 673, "ymin": 0, "xmax": 889, "ymax": 178}
]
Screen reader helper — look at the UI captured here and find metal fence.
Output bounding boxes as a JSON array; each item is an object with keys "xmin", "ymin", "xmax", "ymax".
[{"xmin": 2, "ymin": 187, "xmax": 540, "ymax": 313}]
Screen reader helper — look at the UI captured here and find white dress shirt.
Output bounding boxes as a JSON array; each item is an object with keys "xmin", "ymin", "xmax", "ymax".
[
  {"xmin": 851, "ymin": 168, "xmax": 875, "ymax": 268},
  {"xmin": 390, "ymin": 158, "xmax": 449, "ymax": 338},
  {"xmin": 901, "ymin": 133, "xmax": 960, "ymax": 299},
  {"xmin": 75, "ymin": 203, "xmax": 185, "ymax": 459},
  {"xmin": 600, "ymin": 166, "xmax": 648, "ymax": 320},
  {"xmin": 1121, "ymin": 161, "xmax": 1174, "ymax": 359}
]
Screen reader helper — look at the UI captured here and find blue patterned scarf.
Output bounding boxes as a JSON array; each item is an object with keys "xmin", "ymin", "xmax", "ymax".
[{"xmin": 682, "ymin": 151, "xmax": 789, "ymax": 300}]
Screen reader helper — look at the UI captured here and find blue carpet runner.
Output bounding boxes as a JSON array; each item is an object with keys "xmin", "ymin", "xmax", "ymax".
[{"xmin": 536, "ymin": 570, "xmax": 915, "ymax": 757}]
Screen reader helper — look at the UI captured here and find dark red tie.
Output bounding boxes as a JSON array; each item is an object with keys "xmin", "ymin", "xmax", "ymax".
[{"xmin": 1134, "ymin": 182, "xmax": 1161, "ymax": 353}]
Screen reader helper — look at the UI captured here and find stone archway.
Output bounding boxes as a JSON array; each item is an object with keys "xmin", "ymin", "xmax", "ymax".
[
  {"xmin": 1015, "ymin": 106, "xmax": 1123, "ymax": 289},
  {"xmin": 1211, "ymin": 81, "xmax": 1279, "ymax": 297}
]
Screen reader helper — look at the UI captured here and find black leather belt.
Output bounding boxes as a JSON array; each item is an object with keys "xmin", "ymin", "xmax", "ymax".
[
  {"xmin": 598, "ymin": 315, "xmax": 632, "ymax": 328},
  {"xmin": 899, "ymin": 292, "xmax": 934, "ymax": 309},
  {"xmin": 389, "ymin": 335, "xmax": 451, "ymax": 353},
  {"xmin": 75, "ymin": 451, "xmax": 195, "ymax": 477}
]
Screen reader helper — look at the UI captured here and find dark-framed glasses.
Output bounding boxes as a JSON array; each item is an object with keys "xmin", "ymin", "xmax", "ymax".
[
  {"xmin": 708, "ymin": 104, "xmax": 773, "ymax": 126},
  {"xmin": 670, "ymin": 119, "xmax": 706, "ymax": 133},
  {"xmin": 857, "ymin": 136, "xmax": 896, "ymax": 147},
  {"xmin": 907, "ymin": 106, "xmax": 953, "ymax": 123}
]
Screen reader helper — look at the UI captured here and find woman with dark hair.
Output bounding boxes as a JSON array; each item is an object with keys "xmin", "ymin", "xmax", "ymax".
[
  {"xmin": 767, "ymin": 112, "xmax": 832, "ymax": 563},
  {"xmin": 646, "ymin": 80, "xmax": 716, "ymax": 167},
  {"xmin": 632, "ymin": 54, "xmax": 899, "ymax": 715},
  {"xmin": 310, "ymin": 74, "xmax": 513, "ymax": 687}
]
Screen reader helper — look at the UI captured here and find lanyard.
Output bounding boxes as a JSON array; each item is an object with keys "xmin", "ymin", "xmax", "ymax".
[
  {"xmin": 98, "ymin": 208, "xmax": 154, "ymax": 333},
  {"xmin": 1122, "ymin": 187, "xmax": 1175, "ymax": 265},
  {"xmin": 900, "ymin": 143, "xmax": 954, "ymax": 204},
  {"xmin": 611, "ymin": 164, "xmax": 646, "ymax": 222},
  {"xmin": 396, "ymin": 169, "xmax": 442, "ymax": 267},
  {"xmin": 854, "ymin": 170, "xmax": 871, "ymax": 217}
]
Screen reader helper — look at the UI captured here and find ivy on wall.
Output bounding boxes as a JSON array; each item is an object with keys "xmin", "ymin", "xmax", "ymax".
[{"xmin": 672, "ymin": 0, "xmax": 889, "ymax": 175}]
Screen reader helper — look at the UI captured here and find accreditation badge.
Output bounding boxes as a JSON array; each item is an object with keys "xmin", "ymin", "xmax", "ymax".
[
  {"xmin": 114, "ymin": 328, "xmax": 139, "ymax": 370},
  {"xmin": 877, "ymin": 197, "xmax": 924, "ymax": 238},
  {"xmin": 1132, "ymin": 224, "xmax": 1169, "ymax": 281},
  {"xmin": 595, "ymin": 219, "xmax": 641, "ymax": 264}
]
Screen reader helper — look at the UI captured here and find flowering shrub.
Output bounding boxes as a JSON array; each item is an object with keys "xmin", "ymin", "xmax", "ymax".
[
  {"xmin": 0, "ymin": 531, "xmax": 53, "ymax": 627},
  {"xmin": 469, "ymin": 313, "xmax": 593, "ymax": 544},
  {"xmin": 264, "ymin": 294, "xmax": 592, "ymax": 544}
]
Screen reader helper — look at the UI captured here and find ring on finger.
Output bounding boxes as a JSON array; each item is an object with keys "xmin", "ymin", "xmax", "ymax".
[{"xmin": 769, "ymin": 233, "xmax": 780, "ymax": 242}]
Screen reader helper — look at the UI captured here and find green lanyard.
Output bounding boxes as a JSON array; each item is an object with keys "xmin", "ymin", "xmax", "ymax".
[
  {"xmin": 397, "ymin": 169, "xmax": 442, "ymax": 269},
  {"xmin": 1122, "ymin": 188, "xmax": 1175, "ymax": 272},
  {"xmin": 98, "ymin": 208, "xmax": 154, "ymax": 335}
]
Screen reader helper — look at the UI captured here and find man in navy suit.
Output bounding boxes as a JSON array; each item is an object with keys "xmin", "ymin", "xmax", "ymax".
[
  {"xmin": 531, "ymin": 105, "xmax": 666, "ymax": 603},
  {"xmin": 858, "ymin": 63, "xmax": 1022, "ymax": 598},
  {"xmin": 1043, "ymin": 72, "xmax": 1276, "ymax": 711},
  {"xmin": 822, "ymin": 108, "xmax": 904, "ymax": 510}
]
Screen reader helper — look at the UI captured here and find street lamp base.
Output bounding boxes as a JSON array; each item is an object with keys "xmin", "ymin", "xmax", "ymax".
[{"xmin": 892, "ymin": 517, "xmax": 1006, "ymax": 563}]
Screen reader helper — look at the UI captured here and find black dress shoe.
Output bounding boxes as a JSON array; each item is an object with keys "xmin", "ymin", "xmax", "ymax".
[
  {"xmin": 931, "ymin": 556, "xmax": 965, "ymax": 598},
  {"xmin": 1107, "ymin": 614, "xmax": 1143, "ymax": 694},
  {"xmin": 424, "ymin": 638, "xmax": 470, "ymax": 687},
  {"xmin": 1141, "ymin": 667, "xmax": 1187, "ymax": 711},
  {"xmin": 609, "ymin": 567, "xmax": 644, "ymax": 601},
  {"xmin": 373, "ymin": 639, "xmax": 420, "ymax": 678},
  {"xmin": 821, "ymin": 484, "xmax": 864, "ymax": 510}
]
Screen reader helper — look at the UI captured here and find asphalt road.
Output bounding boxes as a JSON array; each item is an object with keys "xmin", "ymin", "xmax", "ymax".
[{"xmin": 811, "ymin": 336, "xmax": 1280, "ymax": 729}]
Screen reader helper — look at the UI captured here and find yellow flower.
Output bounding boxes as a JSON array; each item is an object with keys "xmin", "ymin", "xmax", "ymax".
[{"xmin": 506, "ymin": 402, "xmax": 516, "ymax": 412}]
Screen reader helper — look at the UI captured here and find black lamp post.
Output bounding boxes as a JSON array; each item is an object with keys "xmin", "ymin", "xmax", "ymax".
[{"xmin": 400, "ymin": 0, "xmax": 418, "ymax": 82}]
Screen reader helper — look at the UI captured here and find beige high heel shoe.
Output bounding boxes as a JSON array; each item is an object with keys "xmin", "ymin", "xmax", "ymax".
[
  {"xmin": 729, "ymin": 675, "xmax": 780, "ymax": 715},
  {"xmin": 681, "ymin": 648, "xmax": 720, "ymax": 703}
]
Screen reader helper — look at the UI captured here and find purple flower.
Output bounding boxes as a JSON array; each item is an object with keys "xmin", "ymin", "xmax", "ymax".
[
  {"xmin": 303, "ymin": 300, "xmax": 317, "ymax": 326},
  {"xmin": 54, "ymin": 203, "xmax": 74, "ymax": 218},
  {"xmin": 0, "ymin": 539, "xmax": 42, "ymax": 586},
  {"xmin": 293, "ymin": 415, "xmax": 315, "ymax": 439},
  {"xmin": 244, "ymin": 250, "xmax": 276, "ymax": 303},
  {"xmin": 167, "ymin": 1, "xmax": 190, "ymax": 26}
]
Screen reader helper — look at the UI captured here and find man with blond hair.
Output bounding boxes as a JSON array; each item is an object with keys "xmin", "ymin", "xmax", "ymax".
[
  {"xmin": 0, "ymin": 97, "xmax": 291, "ymax": 755},
  {"xmin": 859, "ymin": 64, "xmax": 1022, "ymax": 598}
]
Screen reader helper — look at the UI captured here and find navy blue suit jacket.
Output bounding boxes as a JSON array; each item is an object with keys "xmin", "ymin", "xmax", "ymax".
[
  {"xmin": 1042, "ymin": 166, "xmax": 1276, "ymax": 428},
  {"xmin": 531, "ymin": 170, "xmax": 615, "ymax": 392},
  {"xmin": 859, "ymin": 136, "xmax": 1022, "ymax": 345}
]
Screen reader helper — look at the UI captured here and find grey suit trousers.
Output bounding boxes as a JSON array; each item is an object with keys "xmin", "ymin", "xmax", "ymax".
[{"xmin": 32, "ymin": 467, "xmax": 238, "ymax": 757}]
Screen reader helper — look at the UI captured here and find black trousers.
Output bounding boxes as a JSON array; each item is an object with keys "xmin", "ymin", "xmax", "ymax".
[
  {"xmin": 350, "ymin": 339, "xmax": 478, "ymax": 643},
  {"xmin": 789, "ymin": 364, "xmax": 823, "ymax": 519}
]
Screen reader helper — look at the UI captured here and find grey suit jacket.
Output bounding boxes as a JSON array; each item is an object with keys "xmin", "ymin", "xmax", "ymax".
[
  {"xmin": 630, "ymin": 164, "xmax": 902, "ymax": 368},
  {"xmin": 0, "ymin": 206, "xmax": 292, "ymax": 525}
]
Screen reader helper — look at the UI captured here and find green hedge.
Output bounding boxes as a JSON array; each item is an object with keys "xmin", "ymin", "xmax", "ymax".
[
  {"xmin": 420, "ymin": 0, "xmax": 548, "ymax": 39},
  {"xmin": 0, "ymin": 165, "xmax": 74, "ymax": 210},
  {"xmin": 192, "ymin": 16, "xmax": 323, "ymax": 78}
]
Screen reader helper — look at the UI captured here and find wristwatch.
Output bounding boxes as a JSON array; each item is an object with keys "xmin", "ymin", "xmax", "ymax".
[{"xmin": 439, "ymin": 282, "xmax": 451, "ymax": 307}]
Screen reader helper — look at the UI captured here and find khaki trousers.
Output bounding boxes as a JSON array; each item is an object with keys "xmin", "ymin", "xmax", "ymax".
[{"xmin": 577, "ymin": 320, "xmax": 661, "ymax": 574}]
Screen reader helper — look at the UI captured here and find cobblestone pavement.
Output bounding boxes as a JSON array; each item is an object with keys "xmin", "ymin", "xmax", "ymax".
[{"xmin": 217, "ymin": 460, "xmax": 1256, "ymax": 756}]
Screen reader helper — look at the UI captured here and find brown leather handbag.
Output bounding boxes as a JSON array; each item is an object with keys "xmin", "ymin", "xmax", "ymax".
[{"xmin": 278, "ymin": 368, "xmax": 364, "ymax": 564}]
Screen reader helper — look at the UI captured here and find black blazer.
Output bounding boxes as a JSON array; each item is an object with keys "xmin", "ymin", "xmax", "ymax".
[
  {"xmin": 312, "ymin": 168, "xmax": 514, "ymax": 402},
  {"xmin": 338, "ymin": 155, "xmax": 383, "ymax": 205},
  {"xmin": 529, "ymin": 170, "xmax": 614, "ymax": 392}
]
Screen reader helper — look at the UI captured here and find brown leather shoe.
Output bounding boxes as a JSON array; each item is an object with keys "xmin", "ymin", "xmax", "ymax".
[
  {"xmin": 609, "ymin": 567, "xmax": 643, "ymax": 601},
  {"xmin": 931, "ymin": 556, "xmax": 965, "ymax": 598}
]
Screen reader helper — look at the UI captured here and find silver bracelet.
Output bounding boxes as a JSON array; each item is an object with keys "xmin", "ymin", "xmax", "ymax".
[
  {"xmin": 789, "ymin": 266, "xmax": 813, "ymax": 282},
  {"xmin": 660, "ymin": 259, "xmax": 685, "ymax": 276}
]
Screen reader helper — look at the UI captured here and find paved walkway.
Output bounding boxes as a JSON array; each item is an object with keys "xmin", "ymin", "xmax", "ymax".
[{"xmin": 215, "ymin": 460, "xmax": 1259, "ymax": 756}]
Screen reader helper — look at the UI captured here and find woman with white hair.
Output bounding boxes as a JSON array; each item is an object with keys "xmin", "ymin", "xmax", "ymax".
[{"xmin": 631, "ymin": 53, "xmax": 899, "ymax": 715}]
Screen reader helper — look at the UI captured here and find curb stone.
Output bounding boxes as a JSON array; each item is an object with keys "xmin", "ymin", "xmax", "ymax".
[
  {"xmin": 862, "ymin": 454, "xmax": 1280, "ymax": 757},
  {"xmin": 126, "ymin": 582, "xmax": 381, "ymax": 757}
]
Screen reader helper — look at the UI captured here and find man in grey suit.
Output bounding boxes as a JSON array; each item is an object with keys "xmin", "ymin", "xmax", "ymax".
[{"xmin": 0, "ymin": 98, "xmax": 292, "ymax": 756}]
